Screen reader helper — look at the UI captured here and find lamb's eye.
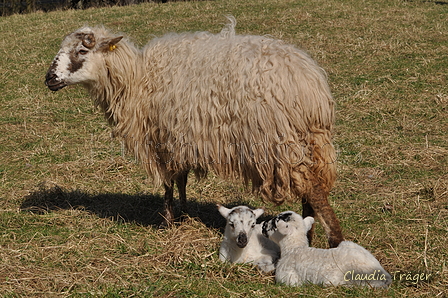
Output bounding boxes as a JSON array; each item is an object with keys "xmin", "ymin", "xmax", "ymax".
[
  {"xmin": 79, "ymin": 49, "xmax": 88, "ymax": 55},
  {"xmin": 229, "ymin": 222, "xmax": 234, "ymax": 228},
  {"xmin": 251, "ymin": 223, "xmax": 255, "ymax": 229}
]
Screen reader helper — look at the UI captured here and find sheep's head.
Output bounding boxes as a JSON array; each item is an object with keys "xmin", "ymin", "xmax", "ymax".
[
  {"xmin": 217, "ymin": 204, "xmax": 264, "ymax": 248},
  {"xmin": 45, "ymin": 27, "xmax": 123, "ymax": 91},
  {"xmin": 262, "ymin": 211, "xmax": 314, "ymax": 246}
]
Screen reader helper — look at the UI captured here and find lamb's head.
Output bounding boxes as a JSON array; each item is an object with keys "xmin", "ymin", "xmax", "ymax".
[
  {"xmin": 45, "ymin": 27, "xmax": 123, "ymax": 91},
  {"xmin": 262, "ymin": 211, "xmax": 314, "ymax": 247},
  {"xmin": 217, "ymin": 204, "xmax": 264, "ymax": 248}
]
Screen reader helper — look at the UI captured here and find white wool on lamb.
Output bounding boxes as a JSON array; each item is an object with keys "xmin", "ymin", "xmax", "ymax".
[
  {"xmin": 262, "ymin": 211, "xmax": 392, "ymax": 287},
  {"xmin": 218, "ymin": 204, "xmax": 280, "ymax": 272}
]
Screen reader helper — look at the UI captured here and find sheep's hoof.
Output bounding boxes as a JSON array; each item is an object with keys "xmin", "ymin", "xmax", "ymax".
[
  {"xmin": 158, "ymin": 216, "xmax": 175, "ymax": 229},
  {"xmin": 159, "ymin": 221, "xmax": 175, "ymax": 229}
]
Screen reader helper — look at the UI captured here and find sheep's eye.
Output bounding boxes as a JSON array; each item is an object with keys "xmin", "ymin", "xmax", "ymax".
[
  {"xmin": 79, "ymin": 49, "xmax": 88, "ymax": 55},
  {"xmin": 229, "ymin": 222, "xmax": 234, "ymax": 228},
  {"xmin": 251, "ymin": 223, "xmax": 255, "ymax": 229}
]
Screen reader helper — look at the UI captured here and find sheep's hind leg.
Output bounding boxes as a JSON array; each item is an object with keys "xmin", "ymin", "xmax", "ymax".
[{"xmin": 309, "ymin": 182, "xmax": 344, "ymax": 248}]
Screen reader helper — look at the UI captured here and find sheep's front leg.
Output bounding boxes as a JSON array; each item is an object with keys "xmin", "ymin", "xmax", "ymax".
[
  {"xmin": 176, "ymin": 170, "xmax": 189, "ymax": 214},
  {"xmin": 162, "ymin": 182, "xmax": 175, "ymax": 227}
]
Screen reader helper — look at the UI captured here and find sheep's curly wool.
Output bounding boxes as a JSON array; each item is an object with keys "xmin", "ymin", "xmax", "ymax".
[
  {"xmin": 46, "ymin": 18, "xmax": 342, "ymax": 244},
  {"xmin": 91, "ymin": 18, "xmax": 336, "ymax": 205}
]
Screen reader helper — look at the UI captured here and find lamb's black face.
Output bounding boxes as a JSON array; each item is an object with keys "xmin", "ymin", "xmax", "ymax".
[
  {"xmin": 277, "ymin": 211, "xmax": 295, "ymax": 223},
  {"xmin": 262, "ymin": 220, "xmax": 273, "ymax": 238},
  {"xmin": 262, "ymin": 211, "xmax": 294, "ymax": 238}
]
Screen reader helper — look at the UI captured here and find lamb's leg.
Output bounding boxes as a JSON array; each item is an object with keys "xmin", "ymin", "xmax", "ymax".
[
  {"xmin": 176, "ymin": 170, "xmax": 189, "ymax": 214},
  {"xmin": 309, "ymin": 182, "xmax": 344, "ymax": 248},
  {"xmin": 162, "ymin": 182, "xmax": 175, "ymax": 227},
  {"xmin": 302, "ymin": 197, "xmax": 316, "ymax": 246}
]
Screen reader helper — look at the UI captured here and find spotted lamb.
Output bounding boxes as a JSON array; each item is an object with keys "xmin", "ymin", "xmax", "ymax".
[
  {"xmin": 217, "ymin": 204, "xmax": 280, "ymax": 272},
  {"xmin": 262, "ymin": 211, "xmax": 392, "ymax": 287}
]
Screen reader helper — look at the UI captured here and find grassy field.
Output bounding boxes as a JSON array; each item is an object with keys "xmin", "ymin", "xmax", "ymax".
[{"xmin": 0, "ymin": 0, "xmax": 447, "ymax": 296}]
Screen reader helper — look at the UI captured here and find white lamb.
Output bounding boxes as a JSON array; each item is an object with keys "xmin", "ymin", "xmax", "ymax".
[
  {"xmin": 262, "ymin": 211, "xmax": 392, "ymax": 287},
  {"xmin": 217, "ymin": 204, "xmax": 280, "ymax": 272}
]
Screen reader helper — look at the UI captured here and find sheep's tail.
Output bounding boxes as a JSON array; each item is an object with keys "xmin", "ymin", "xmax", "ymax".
[{"xmin": 220, "ymin": 15, "xmax": 236, "ymax": 39}]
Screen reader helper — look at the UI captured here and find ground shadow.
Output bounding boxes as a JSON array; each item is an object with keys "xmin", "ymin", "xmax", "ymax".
[
  {"xmin": 405, "ymin": 0, "xmax": 448, "ymax": 4},
  {"xmin": 20, "ymin": 183, "xmax": 271, "ymax": 230}
]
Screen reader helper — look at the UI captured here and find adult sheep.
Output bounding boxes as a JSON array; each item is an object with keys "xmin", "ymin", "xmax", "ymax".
[{"xmin": 45, "ymin": 17, "xmax": 343, "ymax": 247}]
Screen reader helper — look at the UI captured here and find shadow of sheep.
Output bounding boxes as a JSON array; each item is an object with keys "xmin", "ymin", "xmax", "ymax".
[{"xmin": 20, "ymin": 182, "xmax": 228, "ymax": 229}]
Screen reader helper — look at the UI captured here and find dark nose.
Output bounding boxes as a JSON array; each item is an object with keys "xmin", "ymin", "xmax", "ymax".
[
  {"xmin": 45, "ymin": 69, "xmax": 67, "ymax": 91},
  {"xmin": 45, "ymin": 71, "xmax": 56, "ymax": 86},
  {"xmin": 236, "ymin": 232, "xmax": 248, "ymax": 248}
]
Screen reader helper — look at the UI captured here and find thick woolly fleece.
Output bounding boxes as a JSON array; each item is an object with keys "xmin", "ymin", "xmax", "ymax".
[
  {"xmin": 46, "ymin": 17, "xmax": 342, "ymax": 245},
  {"xmin": 84, "ymin": 18, "xmax": 335, "ymax": 203}
]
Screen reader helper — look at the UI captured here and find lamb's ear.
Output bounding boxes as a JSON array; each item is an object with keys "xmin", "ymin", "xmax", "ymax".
[
  {"xmin": 217, "ymin": 204, "xmax": 231, "ymax": 219},
  {"xmin": 99, "ymin": 36, "xmax": 123, "ymax": 52},
  {"xmin": 253, "ymin": 208, "xmax": 265, "ymax": 219},
  {"xmin": 303, "ymin": 217, "xmax": 315, "ymax": 233}
]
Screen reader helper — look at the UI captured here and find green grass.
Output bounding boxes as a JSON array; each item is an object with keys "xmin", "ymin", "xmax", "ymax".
[{"xmin": 1, "ymin": 0, "xmax": 447, "ymax": 297}]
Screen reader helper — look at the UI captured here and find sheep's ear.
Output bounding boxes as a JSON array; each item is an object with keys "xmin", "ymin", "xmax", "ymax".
[
  {"xmin": 303, "ymin": 217, "xmax": 315, "ymax": 233},
  {"xmin": 253, "ymin": 208, "xmax": 264, "ymax": 219},
  {"xmin": 217, "ymin": 204, "xmax": 231, "ymax": 218},
  {"xmin": 99, "ymin": 36, "xmax": 123, "ymax": 52}
]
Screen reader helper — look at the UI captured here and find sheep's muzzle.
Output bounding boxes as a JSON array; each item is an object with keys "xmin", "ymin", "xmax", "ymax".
[
  {"xmin": 236, "ymin": 232, "xmax": 248, "ymax": 248},
  {"xmin": 45, "ymin": 71, "xmax": 67, "ymax": 91}
]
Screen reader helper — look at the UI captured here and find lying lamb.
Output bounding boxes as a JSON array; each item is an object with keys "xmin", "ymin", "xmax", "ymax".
[
  {"xmin": 262, "ymin": 211, "xmax": 392, "ymax": 287},
  {"xmin": 217, "ymin": 204, "xmax": 280, "ymax": 272}
]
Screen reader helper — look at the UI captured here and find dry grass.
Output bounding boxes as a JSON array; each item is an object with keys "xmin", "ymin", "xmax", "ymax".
[{"xmin": 0, "ymin": 0, "xmax": 447, "ymax": 297}]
